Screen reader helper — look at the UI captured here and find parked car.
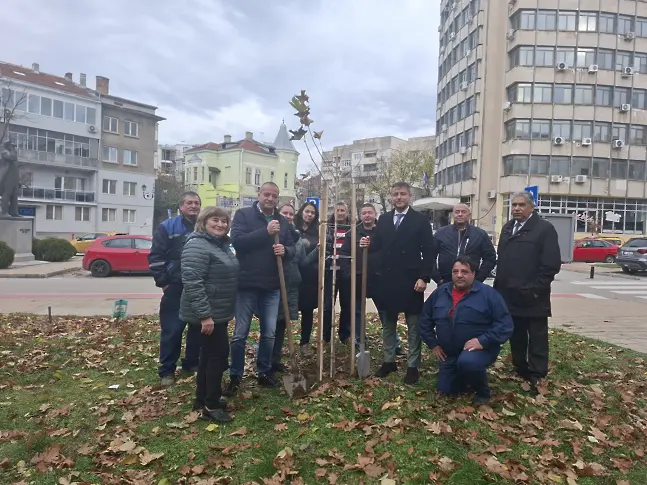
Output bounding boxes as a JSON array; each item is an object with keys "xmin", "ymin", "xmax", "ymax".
[
  {"xmin": 616, "ymin": 237, "xmax": 647, "ymax": 274},
  {"xmin": 573, "ymin": 239, "xmax": 618, "ymax": 263},
  {"xmin": 82, "ymin": 235, "xmax": 153, "ymax": 277},
  {"xmin": 578, "ymin": 236, "xmax": 624, "ymax": 247},
  {"xmin": 71, "ymin": 232, "xmax": 126, "ymax": 253}
]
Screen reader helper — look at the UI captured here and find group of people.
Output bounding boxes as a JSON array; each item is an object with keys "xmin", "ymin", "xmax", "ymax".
[{"xmin": 149, "ymin": 182, "xmax": 561, "ymax": 422}]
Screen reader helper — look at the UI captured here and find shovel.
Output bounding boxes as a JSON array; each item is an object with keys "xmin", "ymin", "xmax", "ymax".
[
  {"xmin": 357, "ymin": 247, "xmax": 371, "ymax": 379},
  {"xmin": 274, "ymin": 233, "xmax": 307, "ymax": 398}
]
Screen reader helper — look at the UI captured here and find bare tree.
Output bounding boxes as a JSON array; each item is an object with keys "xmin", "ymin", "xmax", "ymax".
[{"xmin": 0, "ymin": 80, "xmax": 28, "ymax": 146}]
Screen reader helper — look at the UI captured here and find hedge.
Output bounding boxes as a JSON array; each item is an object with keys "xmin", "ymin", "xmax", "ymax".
[
  {"xmin": 34, "ymin": 238, "xmax": 76, "ymax": 262},
  {"xmin": 0, "ymin": 241, "xmax": 15, "ymax": 269}
]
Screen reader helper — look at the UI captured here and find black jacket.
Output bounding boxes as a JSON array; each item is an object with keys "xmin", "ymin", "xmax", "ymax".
[
  {"xmin": 431, "ymin": 224, "xmax": 497, "ymax": 284},
  {"xmin": 297, "ymin": 222, "xmax": 321, "ymax": 311},
  {"xmin": 179, "ymin": 232, "xmax": 239, "ymax": 325},
  {"xmin": 148, "ymin": 215, "xmax": 195, "ymax": 289},
  {"xmin": 494, "ymin": 214, "xmax": 562, "ymax": 318},
  {"xmin": 230, "ymin": 202, "xmax": 295, "ymax": 291},
  {"xmin": 369, "ymin": 207, "xmax": 436, "ymax": 314},
  {"xmin": 339, "ymin": 223, "xmax": 379, "ymax": 298}
]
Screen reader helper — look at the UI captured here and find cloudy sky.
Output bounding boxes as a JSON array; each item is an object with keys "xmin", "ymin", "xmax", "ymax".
[{"xmin": 6, "ymin": 0, "xmax": 438, "ymax": 168}]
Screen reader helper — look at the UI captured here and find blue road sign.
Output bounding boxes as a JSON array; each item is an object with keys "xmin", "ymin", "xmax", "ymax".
[
  {"xmin": 524, "ymin": 185, "xmax": 539, "ymax": 206},
  {"xmin": 305, "ymin": 197, "xmax": 320, "ymax": 209}
]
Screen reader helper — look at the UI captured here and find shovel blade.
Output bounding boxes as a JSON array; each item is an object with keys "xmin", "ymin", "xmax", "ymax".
[
  {"xmin": 356, "ymin": 349, "xmax": 371, "ymax": 379},
  {"xmin": 282, "ymin": 373, "xmax": 307, "ymax": 399}
]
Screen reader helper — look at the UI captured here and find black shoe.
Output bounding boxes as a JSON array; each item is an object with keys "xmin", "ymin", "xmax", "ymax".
[
  {"xmin": 201, "ymin": 408, "xmax": 233, "ymax": 423},
  {"xmin": 272, "ymin": 362, "xmax": 288, "ymax": 373},
  {"xmin": 528, "ymin": 377, "xmax": 540, "ymax": 396},
  {"xmin": 395, "ymin": 347, "xmax": 405, "ymax": 356},
  {"xmin": 375, "ymin": 362, "xmax": 397, "ymax": 378},
  {"xmin": 472, "ymin": 395, "xmax": 490, "ymax": 406},
  {"xmin": 403, "ymin": 367, "xmax": 420, "ymax": 385},
  {"xmin": 181, "ymin": 366, "xmax": 198, "ymax": 376},
  {"xmin": 258, "ymin": 372, "xmax": 279, "ymax": 388},
  {"xmin": 192, "ymin": 400, "xmax": 203, "ymax": 411},
  {"xmin": 222, "ymin": 376, "xmax": 241, "ymax": 397}
]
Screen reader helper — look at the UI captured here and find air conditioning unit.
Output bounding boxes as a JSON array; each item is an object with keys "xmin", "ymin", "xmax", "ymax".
[
  {"xmin": 620, "ymin": 103, "xmax": 631, "ymax": 112},
  {"xmin": 503, "ymin": 101, "xmax": 512, "ymax": 111},
  {"xmin": 460, "ymin": 81, "xmax": 468, "ymax": 91},
  {"xmin": 625, "ymin": 32, "xmax": 636, "ymax": 41},
  {"xmin": 449, "ymin": 32, "xmax": 456, "ymax": 41},
  {"xmin": 581, "ymin": 138, "xmax": 592, "ymax": 146},
  {"xmin": 550, "ymin": 175, "xmax": 563, "ymax": 183},
  {"xmin": 88, "ymin": 125, "xmax": 96, "ymax": 133},
  {"xmin": 506, "ymin": 30, "xmax": 516, "ymax": 40},
  {"xmin": 623, "ymin": 66, "xmax": 634, "ymax": 77},
  {"xmin": 487, "ymin": 190, "xmax": 497, "ymax": 199},
  {"xmin": 459, "ymin": 146, "xmax": 467, "ymax": 155},
  {"xmin": 556, "ymin": 62, "xmax": 568, "ymax": 71},
  {"xmin": 553, "ymin": 136, "xmax": 564, "ymax": 146},
  {"xmin": 575, "ymin": 175, "xmax": 588, "ymax": 183},
  {"xmin": 588, "ymin": 64, "xmax": 599, "ymax": 74},
  {"xmin": 613, "ymin": 139, "xmax": 625, "ymax": 149},
  {"xmin": 464, "ymin": 49, "xmax": 471, "ymax": 58}
]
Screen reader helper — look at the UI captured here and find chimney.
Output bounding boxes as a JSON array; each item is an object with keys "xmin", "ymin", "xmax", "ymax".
[
  {"xmin": 245, "ymin": 131, "xmax": 253, "ymax": 141},
  {"xmin": 79, "ymin": 73, "xmax": 87, "ymax": 87},
  {"xmin": 95, "ymin": 75, "xmax": 110, "ymax": 95},
  {"xmin": 64, "ymin": 72, "xmax": 73, "ymax": 81},
  {"xmin": 32, "ymin": 63, "xmax": 39, "ymax": 73},
  {"xmin": 224, "ymin": 135, "xmax": 231, "ymax": 143}
]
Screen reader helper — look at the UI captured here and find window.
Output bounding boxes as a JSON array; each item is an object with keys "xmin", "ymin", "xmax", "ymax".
[
  {"xmin": 635, "ymin": 53, "xmax": 647, "ymax": 74},
  {"xmin": 554, "ymin": 85, "xmax": 573, "ymax": 104},
  {"xmin": 134, "ymin": 238, "xmax": 153, "ymax": 250},
  {"xmin": 75, "ymin": 207, "xmax": 90, "ymax": 221},
  {"xmin": 530, "ymin": 155, "xmax": 549, "ymax": 175},
  {"xmin": 576, "ymin": 48, "xmax": 595, "ymax": 68},
  {"xmin": 574, "ymin": 85, "xmax": 594, "ymax": 105},
  {"xmin": 270, "ymin": 171, "xmax": 275, "ymax": 182},
  {"xmin": 536, "ymin": 10, "xmax": 556, "ymax": 30},
  {"xmin": 535, "ymin": 47, "xmax": 554, "ymax": 67},
  {"xmin": 617, "ymin": 15, "xmax": 634, "ymax": 36},
  {"xmin": 552, "ymin": 121, "xmax": 572, "ymax": 140},
  {"xmin": 571, "ymin": 157, "xmax": 591, "ymax": 176},
  {"xmin": 611, "ymin": 159, "xmax": 628, "ymax": 179},
  {"xmin": 64, "ymin": 102, "xmax": 75, "ymax": 121},
  {"xmin": 284, "ymin": 172, "xmax": 288, "ymax": 189},
  {"xmin": 637, "ymin": 18, "xmax": 647, "ymax": 38},
  {"xmin": 592, "ymin": 158, "xmax": 609, "ymax": 178},
  {"xmin": 573, "ymin": 121, "xmax": 592, "ymax": 140},
  {"xmin": 123, "ymin": 181, "xmax": 136, "ymax": 196},
  {"xmin": 123, "ymin": 150, "xmax": 138, "ymax": 166},
  {"xmin": 550, "ymin": 157, "xmax": 570, "ymax": 176},
  {"xmin": 578, "ymin": 12, "xmax": 597, "ymax": 32},
  {"xmin": 632, "ymin": 126, "xmax": 647, "ymax": 145},
  {"xmin": 103, "ymin": 116, "xmax": 118, "ymax": 133},
  {"xmin": 533, "ymin": 84, "xmax": 552, "ymax": 103},
  {"xmin": 102, "ymin": 146, "xmax": 118, "ymax": 162},
  {"xmin": 599, "ymin": 13, "xmax": 615, "ymax": 34},
  {"xmin": 87, "ymin": 107, "xmax": 96, "ymax": 125},
  {"xmin": 531, "ymin": 120, "xmax": 550, "ymax": 139},
  {"xmin": 615, "ymin": 87, "xmax": 631, "ymax": 107},
  {"xmin": 123, "ymin": 209, "xmax": 136, "ymax": 223},
  {"xmin": 508, "ymin": 119, "xmax": 530, "ymax": 139},
  {"xmin": 616, "ymin": 51, "xmax": 632, "ymax": 71},
  {"xmin": 245, "ymin": 167, "xmax": 252, "ymax": 184},
  {"xmin": 254, "ymin": 168, "xmax": 261, "ymax": 186},
  {"xmin": 103, "ymin": 238, "xmax": 132, "ymax": 249},
  {"xmin": 556, "ymin": 47, "xmax": 575, "ymax": 67},
  {"xmin": 511, "ymin": 83, "xmax": 532, "ymax": 103},
  {"xmin": 40, "ymin": 97, "xmax": 52, "ymax": 116},
  {"xmin": 53, "ymin": 99, "xmax": 64, "ymax": 118},
  {"xmin": 28, "ymin": 94, "xmax": 40, "ymax": 114},
  {"xmin": 594, "ymin": 122, "xmax": 611, "ymax": 142},
  {"xmin": 519, "ymin": 11, "xmax": 536, "ymax": 30},
  {"xmin": 595, "ymin": 86, "xmax": 612, "ymax": 107},
  {"xmin": 75, "ymin": 105, "xmax": 86, "ymax": 124},
  {"xmin": 558, "ymin": 11, "xmax": 577, "ymax": 31},
  {"xmin": 102, "ymin": 208, "xmax": 117, "ymax": 222},
  {"xmin": 629, "ymin": 160, "xmax": 646, "ymax": 181},
  {"xmin": 597, "ymin": 49, "xmax": 614, "ymax": 70},
  {"xmin": 45, "ymin": 205, "xmax": 62, "ymax": 220},
  {"xmin": 193, "ymin": 167, "xmax": 198, "ymax": 181},
  {"xmin": 124, "ymin": 121, "xmax": 139, "ymax": 137},
  {"xmin": 612, "ymin": 124, "xmax": 628, "ymax": 142},
  {"xmin": 102, "ymin": 179, "xmax": 117, "ymax": 194}
]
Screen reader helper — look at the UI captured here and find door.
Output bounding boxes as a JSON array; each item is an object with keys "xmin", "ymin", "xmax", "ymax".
[
  {"xmin": 102, "ymin": 238, "xmax": 135, "ymax": 270},
  {"xmin": 133, "ymin": 238, "xmax": 153, "ymax": 271},
  {"xmin": 75, "ymin": 233, "xmax": 99, "ymax": 253},
  {"xmin": 588, "ymin": 240, "xmax": 607, "ymax": 261},
  {"xmin": 573, "ymin": 241, "xmax": 589, "ymax": 261}
]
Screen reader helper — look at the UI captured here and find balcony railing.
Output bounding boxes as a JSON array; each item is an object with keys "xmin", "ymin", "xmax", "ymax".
[
  {"xmin": 20, "ymin": 186, "xmax": 96, "ymax": 203},
  {"xmin": 18, "ymin": 149, "xmax": 98, "ymax": 170}
]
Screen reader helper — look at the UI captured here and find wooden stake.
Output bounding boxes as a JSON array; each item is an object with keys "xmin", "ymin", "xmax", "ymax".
[
  {"xmin": 349, "ymin": 185, "xmax": 357, "ymax": 376},
  {"xmin": 316, "ymin": 183, "xmax": 328, "ymax": 382},
  {"xmin": 330, "ymin": 218, "xmax": 338, "ymax": 378}
]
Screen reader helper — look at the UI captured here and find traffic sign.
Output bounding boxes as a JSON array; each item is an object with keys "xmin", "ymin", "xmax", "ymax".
[
  {"xmin": 305, "ymin": 197, "xmax": 320, "ymax": 209},
  {"xmin": 524, "ymin": 185, "xmax": 538, "ymax": 206}
]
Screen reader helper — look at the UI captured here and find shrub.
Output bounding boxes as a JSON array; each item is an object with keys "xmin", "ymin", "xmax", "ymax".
[
  {"xmin": 37, "ymin": 238, "xmax": 76, "ymax": 262},
  {"xmin": 0, "ymin": 241, "xmax": 15, "ymax": 269},
  {"xmin": 32, "ymin": 238, "xmax": 41, "ymax": 259}
]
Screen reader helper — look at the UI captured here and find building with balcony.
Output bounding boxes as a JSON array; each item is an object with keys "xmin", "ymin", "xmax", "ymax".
[
  {"xmin": 156, "ymin": 143, "xmax": 193, "ymax": 180},
  {"xmin": 435, "ymin": 0, "xmax": 647, "ymax": 241},
  {"xmin": 182, "ymin": 124, "xmax": 299, "ymax": 212}
]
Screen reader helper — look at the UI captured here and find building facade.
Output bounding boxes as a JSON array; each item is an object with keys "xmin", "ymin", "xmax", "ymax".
[
  {"xmin": 156, "ymin": 143, "xmax": 193, "ymax": 180},
  {"xmin": 435, "ymin": 0, "xmax": 647, "ymax": 241},
  {"xmin": 182, "ymin": 124, "xmax": 299, "ymax": 213}
]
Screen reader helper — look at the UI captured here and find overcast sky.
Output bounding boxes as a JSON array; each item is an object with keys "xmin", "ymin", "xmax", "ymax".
[{"xmin": 6, "ymin": 0, "xmax": 438, "ymax": 169}]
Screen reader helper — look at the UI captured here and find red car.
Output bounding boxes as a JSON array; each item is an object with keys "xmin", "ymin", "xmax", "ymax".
[
  {"xmin": 82, "ymin": 235, "xmax": 153, "ymax": 277},
  {"xmin": 573, "ymin": 239, "xmax": 619, "ymax": 263}
]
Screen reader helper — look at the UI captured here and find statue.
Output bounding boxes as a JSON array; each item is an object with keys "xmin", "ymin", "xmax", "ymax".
[{"xmin": 0, "ymin": 141, "xmax": 20, "ymax": 218}]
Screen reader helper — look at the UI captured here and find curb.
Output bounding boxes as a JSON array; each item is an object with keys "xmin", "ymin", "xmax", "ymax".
[
  {"xmin": 562, "ymin": 267, "xmax": 642, "ymax": 281},
  {"xmin": 0, "ymin": 266, "xmax": 81, "ymax": 279}
]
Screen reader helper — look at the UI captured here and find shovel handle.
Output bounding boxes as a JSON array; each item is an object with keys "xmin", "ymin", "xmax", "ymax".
[
  {"xmin": 360, "ymin": 247, "xmax": 368, "ymax": 348},
  {"xmin": 275, "ymin": 233, "xmax": 296, "ymax": 358}
]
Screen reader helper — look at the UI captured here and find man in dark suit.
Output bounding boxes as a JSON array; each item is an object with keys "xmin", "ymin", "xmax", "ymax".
[
  {"xmin": 494, "ymin": 191, "xmax": 561, "ymax": 394},
  {"xmin": 360, "ymin": 182, "xmax": 435, "ymax": 384}
]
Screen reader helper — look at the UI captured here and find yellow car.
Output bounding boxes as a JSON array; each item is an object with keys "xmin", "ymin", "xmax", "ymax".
[
  {"xmin": 579, "ymin": 236, "xmax": 624, "ymax": 247},
  {"xmin": 71, "ymin": 232, "xmax": 125, "ymax": 253}
]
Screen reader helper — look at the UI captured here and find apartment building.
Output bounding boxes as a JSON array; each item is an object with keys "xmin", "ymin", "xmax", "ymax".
[
  {"xmin": 0, "ymin": 61, "xmax": 163, "ymax": 237},
  {"xmin": 156, "ymin": 143, "xmax": 194, "ymax": 180},
  {"xmin": 435, "ymin": 0, "xmax": 647, "ymax": 240}
]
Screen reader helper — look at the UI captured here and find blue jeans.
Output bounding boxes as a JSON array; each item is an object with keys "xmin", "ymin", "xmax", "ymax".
[
  {"xmin": 230, "ymin": 289, "xmax": 280, "ymax": 377},
  {"xmin": 158, "ymin": 287, "xmax": 200, "ymax": 377},
  {"xmin": 437, "ymin": 347, "xmax": 500, "ymax": 398}
]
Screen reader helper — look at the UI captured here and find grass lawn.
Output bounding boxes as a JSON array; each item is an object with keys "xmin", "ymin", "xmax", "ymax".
[{"xmin": 1, "ymin": 313, "xmax": 646, "ymax": 485}]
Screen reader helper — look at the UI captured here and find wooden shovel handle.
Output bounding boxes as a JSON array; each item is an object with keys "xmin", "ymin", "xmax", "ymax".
[
  {"xmin": 275, "ymin": 233, "xmax": 295, "ymax": 356},
  {"xmin": 360, "ymin": 247, "xmax": 368, "ymax": 348}
]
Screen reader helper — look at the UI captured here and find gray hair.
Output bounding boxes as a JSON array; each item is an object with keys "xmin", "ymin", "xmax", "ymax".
[{"xmin": 510, "ymin": 191, "xmax": 535, "ymax": 207}]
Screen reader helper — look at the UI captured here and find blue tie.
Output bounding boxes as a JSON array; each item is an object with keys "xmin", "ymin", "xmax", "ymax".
[{"xmin": 395, "ymin": 213, "xmax": 404, "ymax": 230}]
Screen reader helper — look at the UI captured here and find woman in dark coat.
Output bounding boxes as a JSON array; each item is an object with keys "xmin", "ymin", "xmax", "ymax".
[
  {"xmin": 180, "ymin": 206, "xmax": 239, "ymax": 423},
  {"xmin": 294, "ymin": 201, "xmax": 320, "ymax": 356}
]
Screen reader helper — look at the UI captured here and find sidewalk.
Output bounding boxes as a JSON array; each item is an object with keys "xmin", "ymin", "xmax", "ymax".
[
  {"xmin": 0, "ymin": 259, "xmax": 82, "ymax": 278},
  {"xmin": 560, "ymin": 262, "xmax": 640, "ymax": 280}
]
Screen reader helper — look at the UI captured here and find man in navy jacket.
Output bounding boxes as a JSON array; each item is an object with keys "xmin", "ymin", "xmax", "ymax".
[
  {"xmin": 420, "ymin": 256, "xmax": 513, "ymax": 405},
  {"xmin": 225, "ymin": 182, "xmax": 295, "ymax": 395}
]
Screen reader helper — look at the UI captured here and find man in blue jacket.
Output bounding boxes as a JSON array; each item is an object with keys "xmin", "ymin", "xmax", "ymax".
[
  {"xmin": 225, "ymin": 182, "xmax": 295, "ymax": 395},
  {"xmin": 420, "ymin": 256, "xmax": 513, "ymax": 405},
  {"xmin": 148, "ymin": 191, "xmax": 202, "ymax": 387}
]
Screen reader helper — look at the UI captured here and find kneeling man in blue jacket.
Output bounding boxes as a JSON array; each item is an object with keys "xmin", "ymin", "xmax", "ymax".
[{"xmin": 420, "ymin": 256, "xmax": 513, "ymax": 405}]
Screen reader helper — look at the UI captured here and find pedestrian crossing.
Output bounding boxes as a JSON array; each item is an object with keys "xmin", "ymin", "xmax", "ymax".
[{"xmin": 570, "ymin": 280, "xmax": 647, "ymax": 300}]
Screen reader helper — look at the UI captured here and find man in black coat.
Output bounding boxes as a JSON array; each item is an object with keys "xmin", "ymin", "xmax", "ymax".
[
  {"xmin": 361, "ymin": 182, "xmax": 436, "ymax": 384},
  {"xmin": 494, "ymin": 191, "xmax": 561, "ymax": 393},
  {"xmin": 225, "ymin": 182, "xmax": 295, "ymax": 395},
  {"xmin": 431, "ymin": 203, "xmax": 497, "ymax": 285}
]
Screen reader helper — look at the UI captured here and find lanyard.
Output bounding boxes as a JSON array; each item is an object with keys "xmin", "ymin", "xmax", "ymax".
[{"xmin": 456, "ymin": 228, "xmax": 469, "ymax": 257}]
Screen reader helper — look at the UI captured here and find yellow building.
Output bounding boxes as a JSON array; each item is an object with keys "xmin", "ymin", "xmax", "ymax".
[{"xmin": 183, "ymin": 123, "xmax": 299, "ymax": 211}]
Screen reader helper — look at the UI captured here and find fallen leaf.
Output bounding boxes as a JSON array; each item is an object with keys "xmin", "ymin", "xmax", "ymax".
[
  {"xmin": 274, "ymin": 423, "xmax": 288, "ymax": 432},
  {"xmin": 501, "ymin": 407, "xmax": 516, "ymax": 417},
  {"xmin": 229, "ymin": 427, "xmax": 248, "ymax": 437},
  {"xmin": 139, "ymin": 450, "xmax": 164, "ymax": 466},
  {"xmin": 364, "ymin": 463, "xmax": 386, "ymax": 478},
  {"xmin": 206, "ymin": 423, "xmax": 219, "ymax": 431}
]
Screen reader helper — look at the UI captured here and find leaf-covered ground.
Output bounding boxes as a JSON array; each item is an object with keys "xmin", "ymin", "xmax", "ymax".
[{"xmin": 0, "ymin": 313, "xmax": 646, "ymax": 485}]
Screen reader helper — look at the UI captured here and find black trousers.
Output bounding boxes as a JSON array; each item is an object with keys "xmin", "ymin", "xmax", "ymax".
[
  {"xmin": 323, "ymin": 272, "xmax": 351, "ymax": 342},
  {"xmin": 300, "ymin": 309, "xmax": 314, "ymax": 345},
  {"xmin": 510, "ymin": 316, "xmax": 549, "ymax": 379},
  {"xmin": 195, "ymin": 324, "xmax": 229, "ymax": 409}
]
